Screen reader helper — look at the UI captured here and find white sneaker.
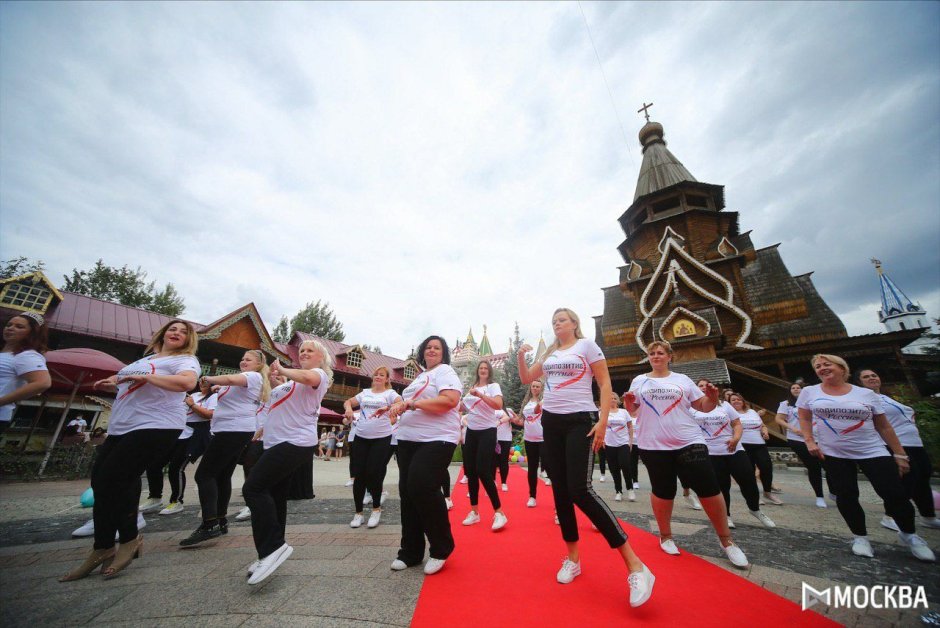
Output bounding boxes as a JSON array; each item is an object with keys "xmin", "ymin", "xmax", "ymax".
[
  {"xmin": 627, "ymin": 490, "xmax": 636, "ymax": 502},
  {"xmin": 364, "ymin": 493, "xmax": 372, "ymax": 505},
  {"xmin": 424, "ymin": 558, "xmax": 446, "ymax": 575},
  {"xmin": 367, "ymin": 510, "xmax": 382, "ymax": 528},
  {"xmin": 380, "ymin": 490, "xmax": 388, "ymax": 505},
  {"xmin": 633, "ymin": 482, "xmax": 640, "ymax": 490},
  {"xmin": 445, "ymin": 497, "xmax": 453, "ymax": 511},
  {"xmin": 235, "ymin": 506, "xmax": 252, "ymax": 521},
  {"xmin": 138, "ymin": 512, "xmax": 147, "ymax": 529},
  {"xmin": 71, "ymin": 518, "xmax": 96, "ymax": 538},
  {"xmin": 527, "ymin": 497, "xmax": 537, "ymax": 508},
  {"xmin": 247, "ymin": 543, "xmax": 293, "ymax": 585},
  {"xmin": 492, "ymin": 512, "xmax": 508, "ymax": 531},
  {"xmin": 139, "ymin": 497, "xmax": 164, "ymax": 514},
  {"xmin": 815, "ymin": 497, "xmax": 827, "ymax": 509},
  {"xmin": 684, "ymin": 494, "xmax": 702, "ymax": 510},
  {"xmin": 727, "ymin": 517, "xmax": 736, "ymax": 529},
  {"xmin": 460, "ymin": 476, "xmax": 468, "ymax": 484},
  {"xmin": 722, "ymin": 542, "xmax": 749, "ymax": 568},
  {"xmin": 344, "ymin": 479, "xmax": 355, "ymax": 487},
  {"xmin": 390, "ymin": 559, "xmax": 408, "ymax": 571},
  {"xmin": 921, "ymin": 517, "xmax": 940, "ymax": 529},
  {"xmin": 880, "ymin": 516, "xmax": 900, "ymax": 532},
  {"xmin": 660, "ymin": 538, "xmax": 680, "ymax": 555},
  {"xmin": 899, "ymin": 533, "xmax": 936, "ymax": 562},
  {"xmin": 615, "ymin": 492, "xmax": 623, "ymax": 502},
  {"xmin": 246, "ymin": 559, "xmax": 262, "ymax": 576},
  {"xmin": 462, "ymin": 511, "xmax": 480, "ymax": 526},
  {"xmin": 556, "ymin": 558, "xmax": 581, "ymax": 584},
  {"xmin": 852, "ymin": 537, "xmax": 874, "ymax": 558},
  {"xmin": 350, "ymin": 514, "xmax": 363, "ymax": 528},
  {"xmin": 501, "ymin": 483, "xmax": 508, "ymax": 492},
  {"xmin": 599, "ymin": 474, "xmax": 606, "ymax": 483},
  {"xmin": 628, "ymin": 563, "xmax": 655, "ymax": 608},
  {"xmin": 544, "ymin": 478, "xmax": 552, "ymax": 486},
  {"xmin": 540, "ymin": 470, "xmax": 548, "ymax": 478},
  {"xmin": 750, "ymin": 510, "xmax": 776, "ymax": 529},
  {"xmin": 159, "ymin": 501, "xmax": 184, "ymax": 516}
]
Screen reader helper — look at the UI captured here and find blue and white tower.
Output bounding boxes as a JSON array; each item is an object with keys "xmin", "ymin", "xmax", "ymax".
[{"xmin": 872, "ymin": 258, "xmax": 929, "ymax": 333}]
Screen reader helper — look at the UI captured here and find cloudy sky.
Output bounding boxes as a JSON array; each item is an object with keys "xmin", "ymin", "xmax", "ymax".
[{"xmin": 1, "ymin": 2, "xmax": 938, "ymax": 359}]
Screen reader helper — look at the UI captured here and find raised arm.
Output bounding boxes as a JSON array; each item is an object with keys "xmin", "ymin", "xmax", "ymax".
[
  {"xmin": 202, "ymin": 373, "xmax": 250, "ymax": 388},
  {"xmin": 271, "ymin": 360, "xmax": 322, "ymax": 387},
  {"xmin": 516, "ymin": 344, "xmax": 544, "ymax": 385}
]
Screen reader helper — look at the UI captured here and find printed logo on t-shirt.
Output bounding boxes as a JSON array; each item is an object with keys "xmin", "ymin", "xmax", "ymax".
[
  {"xmin": 118, "ymin": 362, "xmax": 156, "ymax": 399},
  {"xmin": 636, "ymin": 380, "xmax": 685, "ymax": 417},
  {"xmin": 405, "ymin": 374, "xmax": 431, "ymax": 400},
  {"xmin": 880, "ymin": 396, "xmax": 914, "ymax": 424},
  {"xmin": 812, "ymin": 399, "xmax": 871, "ymax": 436},
  {"xmin": 543, "ymin": 355, "xmax": 588, "ymax": 391}
]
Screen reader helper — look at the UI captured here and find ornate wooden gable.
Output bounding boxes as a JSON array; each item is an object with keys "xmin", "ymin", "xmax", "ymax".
[{"xmin": 198, "ymin": 303, "xmax": 289, "ymax": 363}]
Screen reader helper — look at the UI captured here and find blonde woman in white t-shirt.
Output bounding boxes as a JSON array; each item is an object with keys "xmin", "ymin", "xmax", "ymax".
[
  {"xmin": 518, "ymin": 308, "xmax": 654, "ymax": 608},
  {"xmin": 181, "ymin": 350, "xmax": 271, "ymax": 547}
]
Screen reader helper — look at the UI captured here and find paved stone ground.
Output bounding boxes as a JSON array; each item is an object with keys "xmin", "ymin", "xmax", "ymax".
[{"xmin": 0, "ymin": 459, "xmax": 937, "ymax": 626}]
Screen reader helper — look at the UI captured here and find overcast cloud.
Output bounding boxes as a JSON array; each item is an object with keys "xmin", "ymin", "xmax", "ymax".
[{"xmin": 1, "ymin": 1, "xmax": 938, "ymax": 359}]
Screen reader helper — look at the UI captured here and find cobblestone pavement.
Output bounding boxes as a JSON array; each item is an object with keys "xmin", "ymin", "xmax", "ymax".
[{"xmin": 0, "ymin": 459, "xmax": 937, "ymax": 626}]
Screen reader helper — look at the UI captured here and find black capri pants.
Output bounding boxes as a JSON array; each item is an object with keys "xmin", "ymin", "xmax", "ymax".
[
  {"xmin": 742, "ymin": 442, "xmax": 773, "ymax": 492},
  {"xmin": 639, "ymin": 443, "xmax": 721, "ymax": 501}
]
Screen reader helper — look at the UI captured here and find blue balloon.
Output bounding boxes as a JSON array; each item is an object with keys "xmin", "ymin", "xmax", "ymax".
[{"xmin": 80, "ymin": 487, "xmax": 94, "ymax": 508}]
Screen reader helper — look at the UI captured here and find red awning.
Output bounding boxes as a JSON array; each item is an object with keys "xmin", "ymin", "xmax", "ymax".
[{"xmin": 45, "ymin": 348, "xmax": 126, "ymax": 395}]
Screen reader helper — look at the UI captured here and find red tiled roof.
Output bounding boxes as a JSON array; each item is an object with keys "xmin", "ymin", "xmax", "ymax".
[{"xmin": 292, "ymin": 332, "xmax": 412, "ymax": 384}]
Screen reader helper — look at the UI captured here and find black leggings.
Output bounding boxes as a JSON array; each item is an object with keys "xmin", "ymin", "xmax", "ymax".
[
  {"xmin": 348, "ymin": 438, "xmax": 356, "ymax": 478},
  {"xmin": 463, "ymin": 427, "xmax": 501, "ymax": 510},
  {"xmin": 525, "ymin": 440, "xmax": 544, "ymax": 499},
  {"xmin": 91, "ymin": 429, "xmax": 181, "ymax": 549},
  {"xmin": 145, "ymin": 437, "xmax": 189, "ymax": 500},
  {"xmin": 351, "ymin": 435, "xmax": 392, "ymax": 512},
  {"xmin": 195, "ymin": 431, "xmax": 253, "ymax": 523},
  {"xmin": 639, "ymin": 444, "xmax": 721, "ymax": 500},
  {"xmin": 598, "ymin": 447, "xmax": 607, "ymax": 475},
  {"xmin": 441, "ymin": 466, "xmax": 451, "ymax": 498},
  {"xmin": 742, "ymin": 442, "xmax": 773, "ymax": 492},
  {"xmin": 788, "ymin": 439, "xmax": 824, "ymax": 498},
  {"xmin": 711, "ymin": 451, "xmax": 761, "ymax": 515},
  {"xmin": 244, "ymin": 442, "xmax": 315, "ymax": 559},
  {"xmin": 824, "ymin": 455, "xmax": 915, "ymax": 535},
  {"xmin": 890, "ymin": 446, "xmax": 936, "ymax": 518},
  {"xmin": 165, "ymin": 437, "xmax": 191, "ymax": 503},
  {"xmin": 495, "ymin": 439, "xmax": 511, "ymax": 485},
  {"xmin": 543, "ymin": 411, "xmax": 628, "ymax": 549},
  {"xmin": 397, "ymin": 440, "xmax": 457, "ymax": 564},
  {"xmin": 605, "ymin": 444, "xmax": 632, "ymax": 493},
  {"xmin": 186, "ymin": 421, "xmax": 211, "ymax": 462},
  {"xmin": 628, "ymin": 445, "xmax": 639, "ymax": 485}
]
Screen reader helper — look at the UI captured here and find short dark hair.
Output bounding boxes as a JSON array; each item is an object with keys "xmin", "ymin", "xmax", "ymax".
[
  {"xmin": 417, "ymin": 335, "xmax": 451, "ymax": 368},
  {"xmin": 853, "ymin": 367, "xmax": 878, "ymax": 386},
  {"xmin": 4, "ymin": 314, "xmax": 49, "ymax": 354}
]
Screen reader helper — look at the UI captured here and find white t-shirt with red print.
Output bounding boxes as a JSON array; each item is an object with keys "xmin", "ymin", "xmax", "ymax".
[
  {"xmin": 777, "ymin": 401, "xmax": 805, "ymax": 442},
  {"xmin": 604, "ymin": 408, "xmax": 632, "ymax": 447},
  {"xmin": 630, "ymin": 372, "xmax": 706, "ymax": 451},
  {"xmin": 691, "ymin": 403, "xmax": 742, "ymax": 456},
  {"xmin": 496, "ymin": 410, "xmax": 512, "ymax": 441},
  {"xmin": 0, "ymin": 349, "xmax": 48, "ymax": 422},
  {"xmin": 108, "ymin": 354, "xmax": 200, "ymax": 436},
  {"xmin": 354, "ymin": 388, "xmax": 400, "ymax": 440},
  {"xmin": 186, "ymin": 391, "xmax": 218, "ymax": 424},
  {"xmin": 263, "ymin": 368, "xmax": 329, "ymax": 449},
  {"xmin": 522, "ymin": 401, "xmax": 544, "ymax": 442},
  {"xmin": 877, "ymin": 394, "xmax": 923, "ymax": 448},
  {"xmin": 541, "ymin": 339, "xmax": 605, "ymax": 414},
  {"xmin": 796, "ymin": 384, "xmax": 888, "ymax": 459},
  {"xmin": 463, "ymin": 382, "xmax": 503, "ymax": 431},
  {"xmin": 738, "ymin": 408, "xmax": 766, "ymax": 445},
  {"xmin": 212, "ymin": 370, "xmax": 264, "ymax": 433},
  {"xmin": 397, "ymin": 364, "xmax": 463, "ymax": 444}
]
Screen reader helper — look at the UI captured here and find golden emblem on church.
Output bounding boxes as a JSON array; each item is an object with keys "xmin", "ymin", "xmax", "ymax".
[{"xmin": 672, "ymin": 319, "xmax": 696, "ymax": 338}]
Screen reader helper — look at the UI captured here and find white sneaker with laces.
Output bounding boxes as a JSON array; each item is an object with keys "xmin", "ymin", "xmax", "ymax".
[
  {"xmin": 460, "ymin": 476, "xmax": 468, "ymax": 484},
  {"xmin": 660, "ymin": 538, "xmax": 680, "ymax": 555},
  {"xmin": 390, "ymin": 559, "xmax": 408, "ymax": 571},
  {"xmin": 815, "ymin": 497, "xmax": 828, "ymax": 508},
  {"xmin": 246, "ymin": 559, "xmax": 262, "ymax": 576},
  {"xmin": 424, "ymin": 558, "xmax": 446, "ymax": 575},
  {"xmin": 350, "ymin": 514, "xmax": 363, "ymax": 528},
  {"xmin": 628, "ymin": 564, "xmax": 655, "ymax": 608},
  {"xmin": 899, "ymin": 533, "xmax": 936, "ymax": 562},
  {"xmin": 367, "ymin": 510, "xmax": 382, "ymax": 529},
  {"xmin": 880, "ymin": 516, "xmax": 900, "ymax": 532},
  {"xmin": 615, "ymin": 492, "xmax": 623, "ymax": 502},
  {"xmin": 139, "ymin": 498, "xmax": 164, "ymax": 514},
  {"xmin": 501, "ymin": 483, "xmax": 508, "ymax": 492},
  {"xmin": 599, "ymin": 474, "xmax": 606, "ymax": 483},
  {"xmin": 727, "ymin": 517, "xmax": 735, "ymax": 529},
  {"xmin": 684, "ymin": 494, "xmax": 702, "ymax": 510},
  {"xmin": 445, "ymin": 497, "xmax": 453, "ymax": 510},
  {"xmin": 722, "ymin": 542, "xmax": 749, "ymax": 568},
  {"xmin": 247, "ymin": 543, "xmax": 293, "ymax": 585},
  {"xmin": 921, "ymin": 517, "xmax": 940, "ymax": 529},
  {"xmin": 492, "ymin": 512, "xmax": 508, "ymax": 531},
  {"xmin": 344, "ymin": 479, "xmax": 355, "ymax": 487},
  {"xmin": 852, "ymin": 537, "xmax": 874, "ymax": 558},
  {"xmin": 235, "ymin": 506, "xmax": 252, "ymax": 521},
  {"xmin": 526, "ymin": 497, "xmax": 536, "ymax": 508},
  {"xmin": 71, "ymin": 518, "xmax": 96, "ymax": 538},
  {"xmin": 159, "ymin": 501, "xmax": 184, "ymax": 516},
  {"xmin": 462, "ymin": 511, "xmax": 480, "ymax": 526},
  {"xmin": 633, "ymin": 482, "xmax": 640, "ymax": 490},
  {"xmin": 750, "ymin": 510, "xmax": 776, "ymax": 528},
  {"xmin": 627, "ymin": 490, "xmax": 636, "ymax": 502},
  {"xmin": 556, "ymin": 558, "xmax": 581, "ymax": 584}
]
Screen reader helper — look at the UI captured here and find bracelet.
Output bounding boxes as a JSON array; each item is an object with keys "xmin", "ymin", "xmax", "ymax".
[{"xmin": 893, "ymin": 454, "xmax": 910, "ymax": 461}]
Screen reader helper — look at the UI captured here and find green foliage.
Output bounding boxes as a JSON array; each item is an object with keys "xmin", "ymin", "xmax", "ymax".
[
  {"xmin": 919, "ymin": 318, "xmax": 940, "ymax": 357},
  {"xmin": 0, "ymin": 256, "xmax": 45, "ymax": 279},
  {"xmin": 272, "ymin": 316, "xmax": 291, "ymax": 343},
  {"xmin": 0, "ymin": 443, "xmax": 95, "ymax": 480},
  {"xmin": 496, "ymin": 323, "xmax": 530, "ymax": 414},
  {"xmin": 362, "ymin": 344, "xmax": 382, "ymax": 354},
  {"xmin": 63, "ymin": 259, "xmax": 185, "ymax": 316},
  {"xmin": 281, "ymin": 300, "xmax": 345, "ymax": 342}
]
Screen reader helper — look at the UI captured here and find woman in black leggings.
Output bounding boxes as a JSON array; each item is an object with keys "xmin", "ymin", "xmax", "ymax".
[
  {"xmin": 773, "ymin": 380, "xmax": 827, "ymax": 509},
  {"xmin": 494, "ymin": 410, "xmax": 513, "ymax": 491},
  {"xmin": 730, "ymin": 393, "xmax": 782, "ymax": 506},
  {"xmin": 512, "ymin": 380, "xmax": 546, "ymax": 508},
  {"xmin": 604, "ymin": 392, "xmax": 634, "ymax": 502}
]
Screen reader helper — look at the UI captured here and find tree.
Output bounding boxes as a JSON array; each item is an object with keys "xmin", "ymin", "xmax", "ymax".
[
  {"xmin": 497, "ymin": 322, "xmax": 529, "ymax": 414},
  {"xmin": 1, "ymin": 257, "xmax": 45, "ymax": 279},
  {"xmin": 285, "ymin": 300, "xmax": 345, "ymax": 342},
  {"xmin": 921, "ymin": 318, "xmax": 940, "ymax": 357},
  {"xmin": 62, "ymin": 259, "xmax": 186, "ymax": 317},
  {"xmin": 362, "ymin": 344, "xmax": 382, "ymax": 354},
  {"xmin": 272, "ymin": 316, "xmax": 291, "ymax": 343}
]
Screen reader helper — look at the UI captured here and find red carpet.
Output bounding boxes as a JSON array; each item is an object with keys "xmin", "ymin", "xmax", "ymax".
[{"xmin": 412, "ymin": 466, "xmax": 834, "ymax": 627}]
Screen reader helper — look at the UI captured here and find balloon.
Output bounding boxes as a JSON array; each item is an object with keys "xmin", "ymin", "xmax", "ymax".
[
  {"xmin": 513, "ymin": 446, "xmax": 521, "ymax": 452},
  {"xmin": 80, "ymin": 487, "xmax": 94, "ymax": 508}
]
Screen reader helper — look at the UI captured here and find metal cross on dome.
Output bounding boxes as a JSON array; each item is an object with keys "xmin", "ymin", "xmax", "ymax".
[{"xmin": 638, "ymin": 102, "xmax": 654, "ymax": 122}]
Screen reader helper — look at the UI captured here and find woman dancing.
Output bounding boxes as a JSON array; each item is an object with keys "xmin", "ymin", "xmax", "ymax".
[
  {"xmin": 604, "ymin": 392, "xmax": 635, "ymax": 502},
  {"xmin": 730, "ymin": 393, "xmax": 782, "ymax": 506},
  {"xmin": 513, "ymin": 380, "xmax": 546, "ymax": 508},
  {"xmin": 773, "ymin": 380, "xmax": 826, "ymax": 508},
  {"xmin": 0, "ymin": 312, "xmax": 51, "ymax": 434}
]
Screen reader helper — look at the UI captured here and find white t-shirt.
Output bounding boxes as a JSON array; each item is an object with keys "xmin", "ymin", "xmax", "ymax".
[
  {"xmin": 186, "ymin": 391, "xmax": 218, "ymax": 424},
  {"xmin": 691, "ymin": 403, "xmax": 743, "ymax": 456},
  {"xmin": 796, "ymin": 384, "xmax": 888, "ymax": 459},
  {"xmin": 108, "ymin": 354, "xmax": 200, "ymax": 436},
  {"xmin": 397, "ymin": 364, "xmax": 463, "ymax": 444},
  {"xmin": 390, "ymin": 420, "xmax": 399, "ymax": 446},
  {"xmin": 878, "ymin": 394, "xmax": 923, "ymax": 448},
  {"xmin": 263, "ymin": 368, "xmax": 329, "ymax": 449},
  {"xmin": 541, "ymin": 339, "xmax": 605, "ymax": 414},
  {"xmin": 354, "ymin": 388, "xmax": 400, "ymax": 440},
  {"xmin": 738, "ymin": 408, "xmax": 765, "ymax": 445},
  {"xmin": 522, "ymin": 400, "xmax": 544, "ymax": 442},
  {"xmin": 212, "ymin": 371, "xmax": 264, "ymax": 433},
  {"xmin": 496, "ymin": 410, "xmax": 512, "ymax": 441},
  {"xmin": 777, "ymin": 401, "xmax": 805, "ymax": 443},
  {"xmin": 463, "ymin": 382, "xmax": 503, "ymax": 431},
  {"xmin": 630, "ymin": 372, "xmax": 706, "ymax": 451},
  {"xmin": 0, "ymin": 350, "xmax": 48, "ymax": 422},
  {"xmin": 605, "ymin": 408, "xmax": 632, "ymax": 447},
  {"xmin": 67, "ymin": 417, "xmax": 87, "ymax": 432}
]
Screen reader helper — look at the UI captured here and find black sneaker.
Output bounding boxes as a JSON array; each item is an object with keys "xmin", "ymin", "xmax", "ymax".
[
  {"xmin": 219, "ymin": 518, "xmax": 229, "ymax": 535},
  {"xmin": 179, "ymin": 524, "xmax": 221, "ymax": 546}
]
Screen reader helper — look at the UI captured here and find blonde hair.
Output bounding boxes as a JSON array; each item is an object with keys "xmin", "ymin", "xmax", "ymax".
[
  {"xmin": 541, "ymin": 308, "xmax": 585, "ymax": 363},
  {"xmin": 520, "ymin": 379, "xmax": 544, "ymax": 411},
  {"xmin": 729, "ymin": 392, "xmax": 749, "ymax": 410},
  {"xmin": 812, "ymin": 354, "xmax": 850, "ymax": 382},
  {"xmin": 245, "ymin": 350, "xmax": 272, "ymax": 403},
  {"xmin": 646, "ymin": 340, "xmax": 673, "ymax": 357},
  {"xmin": 146, "ymin": 319, "xmax": 198, "ymax": 356},
  {"xmin": 300, "ymin": 339, "xmax": 335, "ymax": 386},
  {"xmin": 372, "ymin": 365, "xmax": 392, "ymax": 390}
]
